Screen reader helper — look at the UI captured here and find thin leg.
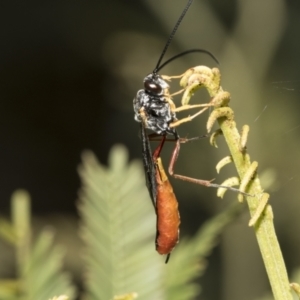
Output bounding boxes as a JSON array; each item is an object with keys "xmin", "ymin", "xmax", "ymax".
[
  {"xmin": 173, "ymin": 102, "xmax": 214, "ymax": 113},
  {"xmin": 148, "ymin": 133, "xmax": 175, "ymax": 142},
  {"xmin": 153, "ymin": 135, "xmax": 167, "ymax": 161},
  {"xmin": 170, "ymin": 89, "xmax": 185, "ymax": 97},
  {"xmin": 168, "ymin": 140, "xmax": 214, "ymax": 186},
  {"xmin": 161, "ymin": 74, "xmax": 185, "ymax": 81},
  {"xmin": 149, "ymin": 133, "xmax": 200, "ymax": 143},
  {"xmin": 168, "ymin": 140, "xmax": 248, "ymax": 194},
  {"xmin": 151, "ymin": 135, "xmax": 198, "ymax": 158},
  {"xmin": 170, "ymin": 107, "xmax": 210, "ymax": 128},
  {"xmin": 170, "ymin": 99, "xmax": 216, "ymax": 128}
]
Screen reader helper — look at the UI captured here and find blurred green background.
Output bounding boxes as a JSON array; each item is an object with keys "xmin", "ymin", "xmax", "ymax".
[{"xmin": 0, "ymin": 0, "xmax": 300, "ymax": 299}]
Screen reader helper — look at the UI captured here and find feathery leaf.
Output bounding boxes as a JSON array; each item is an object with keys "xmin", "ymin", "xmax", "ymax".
[
  {"xmin": 0, "ymin": 190, "xmax": 76, "ymax": 300},
  {"xmin": 23, "ymin": 228, "xmax": 76, "ymax": 300},
  {"xmin": 78, "ymin": 145, "xmax": 164, "ymax": 300}
]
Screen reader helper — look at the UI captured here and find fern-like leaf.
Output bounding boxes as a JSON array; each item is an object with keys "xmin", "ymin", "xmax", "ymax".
[
  {"xmin": 23, "ymin": 228, "xmax": 76, "ymax": 300},
  {"xmin": 78, "ymin": 145, "xmax": 164, "ymax": 300},
  {"xmin": 0, "ymin": 190, "xmax": 76, "ymax": 300}
]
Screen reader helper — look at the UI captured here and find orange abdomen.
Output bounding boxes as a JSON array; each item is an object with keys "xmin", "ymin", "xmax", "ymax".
[{"xmin": 155, "ymin": 158, "xmax": 180, "ymax": 255}]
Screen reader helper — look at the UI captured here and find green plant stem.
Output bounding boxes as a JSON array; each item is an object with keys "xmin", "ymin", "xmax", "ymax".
[
  {"xmin": 217, "ymin": 114, "xmax": 292, "ymax": 299},
  {"xmin": 178, "ymin": 65, "xmax": 292, "ymax": 299},
  {"xmin": 184, "ymin": 66, "xmax": 293, "ymax": 299}
]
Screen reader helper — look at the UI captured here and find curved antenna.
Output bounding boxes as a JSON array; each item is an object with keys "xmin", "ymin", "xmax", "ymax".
[
  {"xmin": 156, "ymin": 48, "xmax": 219, "ymax": 72},
  {"xmin": 153, "ymin": 0, "xmax": 194, "ymax": 73}
]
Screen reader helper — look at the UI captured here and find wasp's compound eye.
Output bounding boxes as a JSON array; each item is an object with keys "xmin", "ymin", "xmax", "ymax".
[{"xmin": 144, "ymin": 80, "xmax": 163, "ymax": 95}]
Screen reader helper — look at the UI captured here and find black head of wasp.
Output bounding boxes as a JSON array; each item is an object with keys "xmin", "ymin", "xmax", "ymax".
[
  {"xmin": 133, "ymin": 0, "xmax": 241, "ymax": 263},
  {"xmin": 133, "ymin": 0, "xmax": 219, "ymax": 138}
]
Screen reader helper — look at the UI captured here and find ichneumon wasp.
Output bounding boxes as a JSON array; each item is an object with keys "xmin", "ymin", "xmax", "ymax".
[{"xmin": 133, "ymin": 0, "xmax": 242, "ymax": 262}]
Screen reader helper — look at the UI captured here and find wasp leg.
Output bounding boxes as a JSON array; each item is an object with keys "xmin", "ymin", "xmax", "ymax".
[
  {"xmin": 170, "ymin": 106, "xmax": 210, "ymax": 128},
  {"xmin": 161, "ymin": 74, "xmax": 185, "ymax": 81},
  {"xmin": 169, "ymin": 89, "xmax": 185, "ymax": 97},
  {"xmin": 168, "ymin": 139, "xmax": 249, "ymax": 194}
]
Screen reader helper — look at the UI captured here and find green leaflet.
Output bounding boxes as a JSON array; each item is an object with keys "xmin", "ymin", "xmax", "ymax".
[{"xmin": 0, "ymin": 191, "xmax": 76, "ymax": 300}]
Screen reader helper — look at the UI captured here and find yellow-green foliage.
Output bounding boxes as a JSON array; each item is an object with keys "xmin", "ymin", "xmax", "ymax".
[{"xmin": 0, "ymin": 191, "xmax": 76, "ymax": 300}]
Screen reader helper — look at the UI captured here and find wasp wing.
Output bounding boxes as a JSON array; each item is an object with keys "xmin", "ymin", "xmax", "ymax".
[{"xmin": 140, "ymin": 123, "xmax": 157, "ymax": 207}]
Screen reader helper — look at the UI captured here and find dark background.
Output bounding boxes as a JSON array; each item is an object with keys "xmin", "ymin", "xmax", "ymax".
[{"xmin": 1, "ymin": 0, "xmax": 300, "ymax": 299}]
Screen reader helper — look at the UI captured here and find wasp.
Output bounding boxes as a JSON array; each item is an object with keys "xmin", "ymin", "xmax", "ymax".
[
  {"xmin": 133, "ymin": 0, "xmax": 219, "ymax": 200},
  {"xmin": 133, "ymin": 0, "xmax": 232, "ymax": 262}
]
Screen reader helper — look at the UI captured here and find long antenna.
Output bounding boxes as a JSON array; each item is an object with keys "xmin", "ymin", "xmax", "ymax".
[
  {"xmin": 155, "ymin": 48, "xmax": 219, "ymax": 72},
  {"xmin": 153, "ymin": 0, "xmax": 194, "ymax": 73}
]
